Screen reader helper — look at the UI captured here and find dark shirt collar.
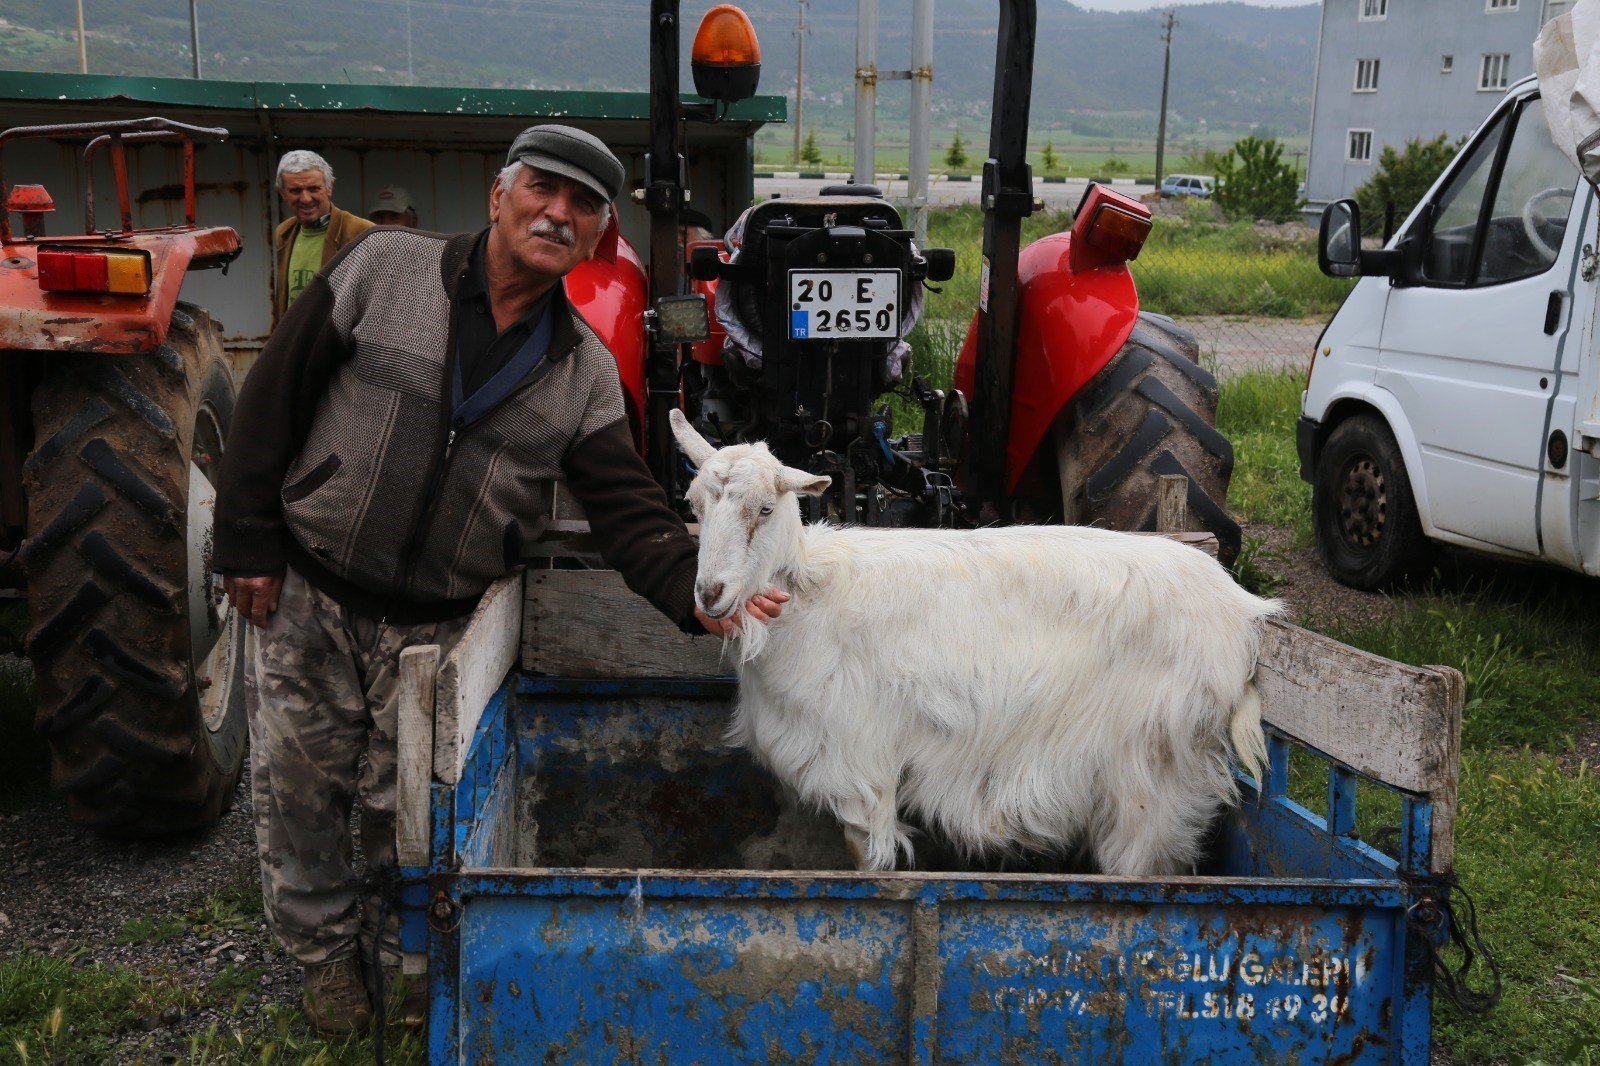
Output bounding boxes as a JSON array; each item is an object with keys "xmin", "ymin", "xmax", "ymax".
[{"xmin": 460, "ymin": 230, "xmax": 560, "ymax": 329}]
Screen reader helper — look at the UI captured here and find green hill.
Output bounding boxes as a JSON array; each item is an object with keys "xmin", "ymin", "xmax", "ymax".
[{"xmin": 0, "ymin": 0, "xmax": 1316, "ymax": 137}]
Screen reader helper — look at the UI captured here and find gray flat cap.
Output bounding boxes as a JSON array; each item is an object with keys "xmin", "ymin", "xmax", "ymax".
[{"xmin": 505, "ymin": 125, "xmax": 626, "ymax": 205}]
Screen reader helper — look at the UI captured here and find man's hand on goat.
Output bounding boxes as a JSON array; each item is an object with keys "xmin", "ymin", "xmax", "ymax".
[
  {"xmin": 224, "ymin": 574, "xmax": 284, "ymax": 629},
  {"xmin": 696, "ymin": 587, "xmax": 790, "ymax": 638}
]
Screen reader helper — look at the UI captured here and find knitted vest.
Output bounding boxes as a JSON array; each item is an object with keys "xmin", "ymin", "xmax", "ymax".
[{"xmin": 279, "ymin": 229, "xmax": 623, "ymax": 604}]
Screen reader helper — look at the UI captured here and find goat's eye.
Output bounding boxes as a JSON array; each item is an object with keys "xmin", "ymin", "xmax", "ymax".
[{"xmin": 759, "ymin": 505, "xmax": 773, "ymax": 517}]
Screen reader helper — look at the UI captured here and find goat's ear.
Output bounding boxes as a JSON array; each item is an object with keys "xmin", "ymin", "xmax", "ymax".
[
  {"xmin": 668, "ymin": 408, "xmax": 717, "ymax": 467},
  {"xmin": 777, "ymin": 466, "xmax": 832, "ymax": 497}
]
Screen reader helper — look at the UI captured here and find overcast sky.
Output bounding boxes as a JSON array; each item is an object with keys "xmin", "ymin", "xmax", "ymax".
[{"xmin": 1070, "ymin": 0, "xmax": 1309, "ymax": 9}]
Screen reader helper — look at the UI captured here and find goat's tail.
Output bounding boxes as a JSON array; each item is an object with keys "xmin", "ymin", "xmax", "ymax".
[{"xmin": 1230, "ymin": 682, "xmax": 1269, "ymax": 786}]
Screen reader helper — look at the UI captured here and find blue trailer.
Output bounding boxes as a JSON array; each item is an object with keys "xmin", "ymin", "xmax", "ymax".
[{"xmin": 393, "ymin": 568, "xmax": 1465, "ymax": 1064}]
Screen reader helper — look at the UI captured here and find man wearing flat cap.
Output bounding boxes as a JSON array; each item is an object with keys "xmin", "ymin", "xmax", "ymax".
[{"xmin": 213, "ymin": 125, "xmax": 784, "ymax": 1033}]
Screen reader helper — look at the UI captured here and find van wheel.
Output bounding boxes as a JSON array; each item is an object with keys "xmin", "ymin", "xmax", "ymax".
[{"xmin": 1313, "ymin": 414, "xmax": 1428, "ymax": 590}]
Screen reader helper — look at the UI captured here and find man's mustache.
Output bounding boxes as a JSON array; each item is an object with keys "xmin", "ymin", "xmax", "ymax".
[{"xmin": 527, "ymin": 219, "xmax": 575, "ymax": 246}]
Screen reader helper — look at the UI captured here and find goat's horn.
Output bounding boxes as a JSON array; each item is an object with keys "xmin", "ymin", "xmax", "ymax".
[{"xmin": 669, "ymin": 408, "xmax": 718, "ymax": 466}]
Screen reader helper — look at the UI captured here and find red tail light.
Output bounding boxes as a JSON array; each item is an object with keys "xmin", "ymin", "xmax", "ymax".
[
  {"xmin": 37, "ymin": 247, "xmax": 151, "ymax": 295},
  {"xmin": 1069, "ymin": 184, "xmax": 1153, "ymax": 273}
]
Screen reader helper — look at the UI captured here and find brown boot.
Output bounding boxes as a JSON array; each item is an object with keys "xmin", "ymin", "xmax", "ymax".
[{"xmin": 302, "ymin": 955, "xmax": 374, "ymax": 1036}]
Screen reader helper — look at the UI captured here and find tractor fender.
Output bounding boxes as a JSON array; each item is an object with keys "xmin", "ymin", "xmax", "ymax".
[
  {"xmin": 565, "ymin": 231, "xmax": 649, "ymax": 446},
  {"xmin": 0, "ymin": 226, "xmax": 239, "ymax": 356},
  {"xmin": 953, "ymin": 231, "xmax": 1140, "ymax": 491}
]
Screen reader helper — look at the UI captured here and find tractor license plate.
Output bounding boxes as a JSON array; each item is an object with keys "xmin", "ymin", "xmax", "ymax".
[{"xmin": 787, "ymin": 270, "xmax": 899, "ymax": 340}]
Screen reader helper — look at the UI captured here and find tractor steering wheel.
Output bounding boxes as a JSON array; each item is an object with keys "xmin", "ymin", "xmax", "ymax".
[{"xmin": 1522, "ymin": 186, "xmax": 1573, "ymax": 261}]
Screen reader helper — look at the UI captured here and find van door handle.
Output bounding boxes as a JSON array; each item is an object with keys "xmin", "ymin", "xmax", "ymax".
[{"xmin": 1545, "ymin": 290, "xmax": 1565, "ymax": 335}]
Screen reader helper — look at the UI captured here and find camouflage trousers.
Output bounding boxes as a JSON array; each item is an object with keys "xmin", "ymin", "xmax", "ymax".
[{"xmin": 246, "ymin": 566, "xmax": 471, "ymax": 967}]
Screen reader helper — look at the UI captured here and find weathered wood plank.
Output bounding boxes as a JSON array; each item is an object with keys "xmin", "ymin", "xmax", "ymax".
[
  {"xmin": 1133, "ymin": 529, "xmax": 1219, "ymax": 558},
  {"xmin": 434, "ymin": 571, "xmax": 524, "ymax": 786},
  {"xmin": 396, "ymin": 644, "xmax": 440, "ymax": 868},
  {"xmin": 1256, "ymin": 618, "xmax": 1463, "ymax": 871},
  {"xmin": 523, "ymin": 569, "xmax": 727, "ymax": 678},
  {"xmin": 1156, "ymin": 474, "xmax": 1188, "ymax": 532}
]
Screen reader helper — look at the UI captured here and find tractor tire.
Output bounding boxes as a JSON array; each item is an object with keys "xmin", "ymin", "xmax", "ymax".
[
  {"xmin": 21, "ymin": 304, "xmax": 248, "ymax": 836},
  {"xmin": 1052, "ymin": 313, "xmax": 1241, "ymax": 566}
]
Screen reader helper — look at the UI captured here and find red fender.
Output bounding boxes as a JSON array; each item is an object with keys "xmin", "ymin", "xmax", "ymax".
[
  {"xmin": 954, "ymin": 230, "xmax": 1140, "ymax": 493},
  {"xmin": 565, "ymin": 221, "xmax": 649, "ymax": 448},
  {"xmin": 0, "ymin": 227, "xmax": 240, "ymax": 355}
]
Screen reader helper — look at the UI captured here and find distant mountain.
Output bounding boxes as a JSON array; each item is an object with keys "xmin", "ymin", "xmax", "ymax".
[{"xmin": 0, "ymin": 0, "xmax": 1318, "ymax": 134}]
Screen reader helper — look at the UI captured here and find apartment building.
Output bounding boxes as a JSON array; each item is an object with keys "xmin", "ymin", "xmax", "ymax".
[{"xmin": 1305, "ymin": 0, "xmax": 1569, "ymax": 211}]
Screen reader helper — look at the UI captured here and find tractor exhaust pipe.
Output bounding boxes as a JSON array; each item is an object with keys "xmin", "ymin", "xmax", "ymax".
[
  {"xmin": 968, "ymin": 0, "xmax": 1037, "ymax": 518},
  {"xmin": 646, "ymin": 0, "xmax": 688, "ymax": 491}
]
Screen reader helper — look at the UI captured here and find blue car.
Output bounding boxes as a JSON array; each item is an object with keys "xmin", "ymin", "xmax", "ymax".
[{"xmin": 1160, "ymin": 173, "xmax": 1214, "ymax": 198}]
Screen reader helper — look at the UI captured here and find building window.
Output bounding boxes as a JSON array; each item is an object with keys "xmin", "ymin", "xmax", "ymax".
[
  {"xmin": 1442, "ymin": 55, "xmax": 1454, "ymax": 72},
  {"xmin": 1348, "ymin": 129, "xmax": 1374, "ymax": 163},
  {"xmin": 1486, "ymin": 0, "xmax": 1517, "ymax": 9},
  {"xmin": 1354, "ymin": 58, "xmax": 1381, "ymax": 92},
  {"xmin": 1480, "ymin": 53, "xmax": 1510, "ymax": 91},
  {"xmin": 1359, "ymin": 0, "xmax": 1387, "ymax": 20}
]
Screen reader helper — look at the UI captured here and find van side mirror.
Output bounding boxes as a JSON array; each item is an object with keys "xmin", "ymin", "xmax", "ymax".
[
  {"xmin": 1318, "ymin": 198, "xmax": 1404, "ymax": 281},
  {"xmin": 1319, "ymin": 200, "xmax": 1362, "ymax": 278}
]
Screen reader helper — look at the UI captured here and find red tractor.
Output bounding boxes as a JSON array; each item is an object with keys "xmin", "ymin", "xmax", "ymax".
[
  {"xmin": 578, "ymin": 1, "xmax": 1237, "ymax": 555},
  {"xmin": 0, "ymin": 117, "xmax": 247, "ymax": 836}
]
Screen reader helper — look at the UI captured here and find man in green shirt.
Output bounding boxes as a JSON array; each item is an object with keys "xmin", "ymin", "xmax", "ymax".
[{"xmin": 272, "ymin": 150, "xmax": 373, "ymax": 324}]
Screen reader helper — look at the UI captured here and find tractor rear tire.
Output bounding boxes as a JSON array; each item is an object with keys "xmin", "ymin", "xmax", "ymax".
[
  {"xmin": 22, "ymin": 304, "xmax": 248, "ymax": 836},
  {"xmin": 1053, "ymin": 313, "xmax": 1241, "ymax": 566}
]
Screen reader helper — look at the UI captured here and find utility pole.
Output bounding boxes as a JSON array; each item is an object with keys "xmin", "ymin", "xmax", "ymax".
[
  {"xmin": 75, "ymin": 0, "xmax": 88, "ymax": 74},
  {"xmin": 853, "ymin": 0, "xmax": 879, "ymax": 185},
  {"xmin": 792, "ymin": 0, "xmax": 809, "ymax": 164},
  {"xmin": 1155, "ymin": 10, "xmax": 1175, "ymax": 187},
  {"xmin": 907, "ymin": 0, "xmax": 933, "ymax": 241},
  {"xmin": 189, "ymin": 0, "xmax": 202, "ymax": 79},
  {"xmin": 406, "ymin": 0, "xmax": 416, "ymax": 85}
]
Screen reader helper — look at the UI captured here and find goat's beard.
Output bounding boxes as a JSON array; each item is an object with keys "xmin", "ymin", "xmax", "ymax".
[{"xmin": 728, "ymin": 601, "xmax": 773, "ymax": 664}]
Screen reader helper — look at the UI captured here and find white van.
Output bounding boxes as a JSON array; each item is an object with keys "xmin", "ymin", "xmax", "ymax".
[{"xmin": 1302, "ymin": 74, "xmax": 1600, "ymax": 587}]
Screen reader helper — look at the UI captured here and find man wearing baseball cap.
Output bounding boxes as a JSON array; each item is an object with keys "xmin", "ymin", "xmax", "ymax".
[
  {"xmin": 213, "ymin": 125, "xmax": 785, "ymax": 1033},
  {"xmin": 366, "ymin": 183, "xmax": 419, "ymax": 227}
]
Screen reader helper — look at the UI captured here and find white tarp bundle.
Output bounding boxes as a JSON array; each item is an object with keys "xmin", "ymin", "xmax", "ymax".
[{"xmin": 1536, "ymin": 0, "xmax": 1600, "ymax": 184}]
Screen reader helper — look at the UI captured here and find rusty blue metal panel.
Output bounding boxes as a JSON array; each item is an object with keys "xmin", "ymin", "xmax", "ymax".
[
  {"xmin": 420, "ymin": 676, "xmax": 1439, "ymax": 1064},
  {"xmin": 437, "ymin": 872, "xmax": 1410, "ymax": 1064}
]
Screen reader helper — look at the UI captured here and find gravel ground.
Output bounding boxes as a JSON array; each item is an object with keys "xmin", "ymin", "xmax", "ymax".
[{"xmin": 0, "ymin": 761, "xmax": 303, "ymax": 1061}]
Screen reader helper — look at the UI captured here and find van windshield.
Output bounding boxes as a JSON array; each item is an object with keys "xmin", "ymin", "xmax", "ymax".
[{"xmin": 1423, "ymin": 96, "xmax": 1579, "ymax": 286}]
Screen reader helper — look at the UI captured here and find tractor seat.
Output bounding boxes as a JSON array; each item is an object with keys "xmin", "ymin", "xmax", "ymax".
[
  {"xmin": 819, "ymin": 183, "xmax": 883, "ymax": 198},
  {"xmin": 729, "ymin": 195, "xmax": 905, "ymax": 259}
]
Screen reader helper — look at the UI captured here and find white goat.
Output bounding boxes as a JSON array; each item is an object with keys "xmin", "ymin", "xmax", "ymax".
[{"xmin": 670, "ymin": 410, "xmax": 1282, "ymax": 877}]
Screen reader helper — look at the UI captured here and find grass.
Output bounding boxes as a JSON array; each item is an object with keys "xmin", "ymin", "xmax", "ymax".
[
  {"xmin": 2, "ymin": 866, "xmax": 427, "ymax": 1063},
  {"xmin": 911, "ymin": 204, "xmax": 1349, "ymax": 336},
  {"xmin": 0, "ymin": 949, "xmax": 427, "ymax": 1064},
  {"xmin": 1134, "ymin": 210, "xmax": 1353, "ymax": 319},
  {"xmin": 1214, "ymin": 368, "xmax": 1312, "ymax": 545},
  {"xmin": 0, "ymin": 951, "xmax": 193, "ymax": 1063},
  {"xmin": 1220, "ymin": 367, "xmax": 1600, "ymax": 1064}
]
